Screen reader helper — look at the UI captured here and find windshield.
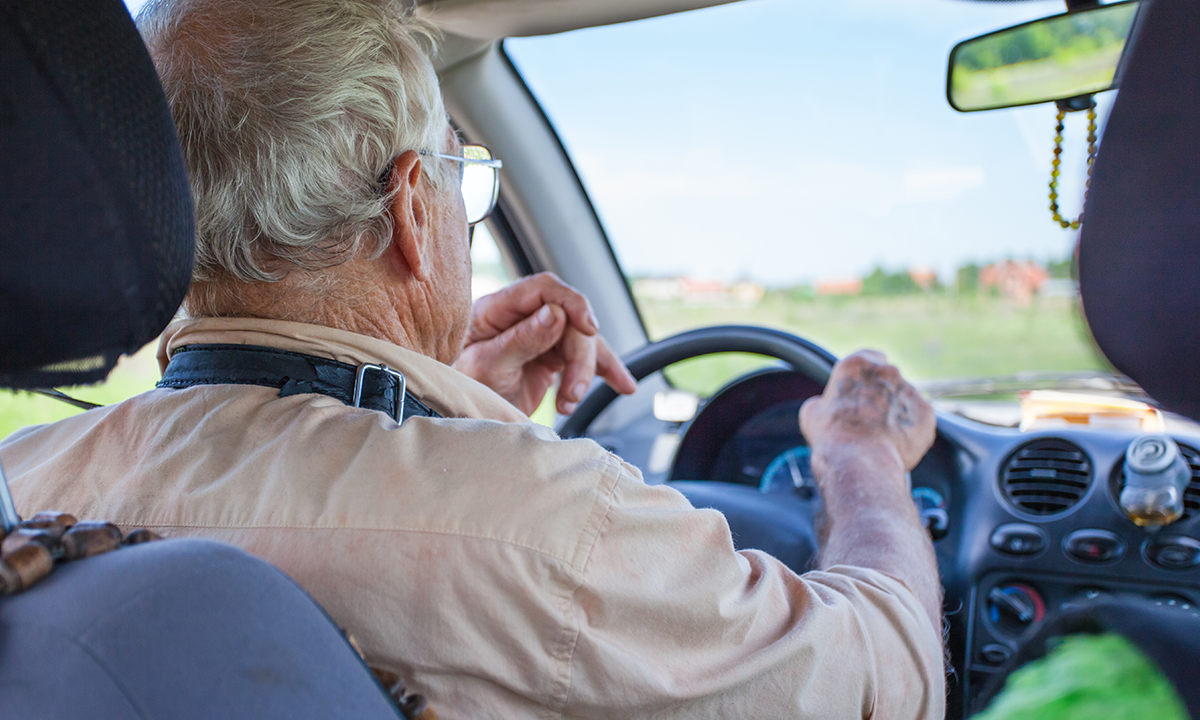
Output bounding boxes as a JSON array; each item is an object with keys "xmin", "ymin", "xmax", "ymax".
[{"xmin": 506, "ymin": 0, "xmax": 1117, "ymax": 404}]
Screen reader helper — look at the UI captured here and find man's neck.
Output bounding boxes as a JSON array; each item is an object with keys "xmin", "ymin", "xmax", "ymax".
[{"xmin": 185, "ymin": 267, "xmax": 464, "ymax": 365}]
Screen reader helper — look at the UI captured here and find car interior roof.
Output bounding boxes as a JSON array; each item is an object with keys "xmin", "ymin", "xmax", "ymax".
[{"xmin": 415, "ymin": 0, "xmax": 740, "ymax": 42}]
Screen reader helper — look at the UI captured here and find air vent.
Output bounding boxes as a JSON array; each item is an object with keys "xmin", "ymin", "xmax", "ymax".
[
  {"xmin": 999, "ymin": 439, "xmax": 1093, "ymax": 516},
  {"xmin": 1111, "ymin": 443, "xmax": 1200, "ymax": 518}
]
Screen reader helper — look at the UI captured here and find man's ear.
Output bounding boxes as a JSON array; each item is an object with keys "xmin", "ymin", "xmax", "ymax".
[{"xmin": 386, "ymin": 150, "xmax": 430, "ymax": 282}]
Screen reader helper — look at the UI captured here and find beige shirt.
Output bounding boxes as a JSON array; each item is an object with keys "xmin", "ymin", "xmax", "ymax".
[{"xmin": 0, "ymin": 317, "xmax": 944, "ymax": 720}]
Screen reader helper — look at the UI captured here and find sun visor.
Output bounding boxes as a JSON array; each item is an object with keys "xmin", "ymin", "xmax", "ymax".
[{"xmin": 1078, "ymin": 0, "xmax": 1200, "ymax": 421}]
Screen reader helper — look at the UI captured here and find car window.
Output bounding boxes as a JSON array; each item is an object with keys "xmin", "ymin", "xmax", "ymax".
[
  {"xmin": 506, "ymin": 0, "xmax": 1117, "ymax": 401},
  {"xmin": 471, "ymin": 223, "xmax": 516, "ymax": 300}
]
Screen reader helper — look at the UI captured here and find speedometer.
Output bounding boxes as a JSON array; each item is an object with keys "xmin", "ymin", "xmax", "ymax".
[
  {"xmin": 761, "ymin": 446, "xmax": 948, "ymax": 539},
  {"xmin": 760, "ymin": 446, "xmax": 815, "ymax": 497}
]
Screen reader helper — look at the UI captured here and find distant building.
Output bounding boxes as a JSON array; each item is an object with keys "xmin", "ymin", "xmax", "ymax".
[
  {"xmin": 815, "ymin": 277, "xmax": 864, "ymax": 296},
  {"xmin": 680, "ymin": 277, "xmax": 728, "ymax": 304},
  {"xmin": 908, "ymin": 267, "xmax": 938, "ymax": 291},
  {"xmin": 632, "ymin": 277, "xmax": 684, "ymax": 301},
  {"xmin": 979, "ymin": 260, "xmax": 1049, "ymax": 303},
  {"xmin": 632, "ymin": 276, "xmax": 765, "ymax": 306},
  {"xmin": 730, "ymin": 281, "xmax": 765, "ymax": 306}
]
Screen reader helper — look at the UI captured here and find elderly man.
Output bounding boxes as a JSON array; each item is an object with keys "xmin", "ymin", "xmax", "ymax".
[{"xmin": 0, "ymin": 0, "xmax": 945, "ymax": 717}]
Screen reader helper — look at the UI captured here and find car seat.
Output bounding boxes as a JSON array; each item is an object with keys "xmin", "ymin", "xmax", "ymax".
[
  {"xmin": 1079, "ymin": 0, "xmax": 1200, "ymax": 423},
  {"xmin": 0, "ymin": 0, "xmax": 403, "ymax": 716}
]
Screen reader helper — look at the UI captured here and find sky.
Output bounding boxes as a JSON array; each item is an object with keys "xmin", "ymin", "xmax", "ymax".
[
  {"xmin": 123, "ymin": 0, "xmax": 1112, "ymax": 286},
  {"xmin": 506, "ymin": 0, "xmax": 1115, "ymax": 285}
]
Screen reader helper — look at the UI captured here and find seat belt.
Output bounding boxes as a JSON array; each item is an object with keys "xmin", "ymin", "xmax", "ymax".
[{"xmin": 158, "ymin": 344, "xmax": 440, "ymax": 424}]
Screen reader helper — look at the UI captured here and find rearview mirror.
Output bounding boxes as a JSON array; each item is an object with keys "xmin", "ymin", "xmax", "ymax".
[{"xmin": 947, "ymin": 1, "xmax": 1141, "ymax": 112}]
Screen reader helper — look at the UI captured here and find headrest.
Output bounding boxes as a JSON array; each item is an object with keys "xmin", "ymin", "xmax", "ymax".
[
  {"xmin": 1079, "ymin": 0, "xmax": 1200, "ymax": 420},
  {"xmin": 0, "ymin": 0, "xmax": 194, "ymax": 389}
]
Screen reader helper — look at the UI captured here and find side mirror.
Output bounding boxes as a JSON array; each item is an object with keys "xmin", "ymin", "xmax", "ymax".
[{"xmin": 947, "ymin": 1, "xmax": 1142, "ymax": 112}]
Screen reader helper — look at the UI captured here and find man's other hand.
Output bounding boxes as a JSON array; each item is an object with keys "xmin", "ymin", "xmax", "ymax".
[
  {"xmin": 452, "ymin": 273, "xmax": 637, "ymax": 416},
  {"xmin": 800, "ymin": 350, "xmax": 936, "ymax": 476}
]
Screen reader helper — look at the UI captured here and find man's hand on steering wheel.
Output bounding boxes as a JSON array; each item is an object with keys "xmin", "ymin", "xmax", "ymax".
[
  {"xmin": 452, "ymin": 272, "xmax": 637, "ymax": 416},
  {"xmin": 800, "ymin": 349, "xmax": 936, "ymax": 479}
]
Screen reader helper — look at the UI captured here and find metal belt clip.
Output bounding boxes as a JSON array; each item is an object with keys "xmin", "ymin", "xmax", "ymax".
[{"xmin": 352, "ymin": 363, "xmax": 406, "ymax": 424}]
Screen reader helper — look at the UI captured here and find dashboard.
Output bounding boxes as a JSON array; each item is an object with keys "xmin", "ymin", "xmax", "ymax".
[{"xmin": 590, "ymin": 367, "xmax": 1200, "ymax": 719}]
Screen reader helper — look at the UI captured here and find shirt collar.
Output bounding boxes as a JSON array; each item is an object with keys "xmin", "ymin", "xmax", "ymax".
[{"xmin": 157, "ymin": 317, "xmax": 530, "ymax": 423}]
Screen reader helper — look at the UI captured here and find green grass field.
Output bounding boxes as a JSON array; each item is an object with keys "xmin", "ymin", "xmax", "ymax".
[
  {"xmin": 0, "ymin": 293, "xmax": 1108, "ymax": 441},
  {"xmin": 642, "ymin": 293, "xmax": 1110, "ymax": 397}
]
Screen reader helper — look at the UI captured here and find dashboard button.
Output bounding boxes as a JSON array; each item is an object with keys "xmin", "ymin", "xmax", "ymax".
[
  {"xmin": 990, "ymin": 523, "xmax": 1047, "ymax": 556},
  {"xmin": 1063, "ymin": 529, "xmax": 1125, "ymax": 563},
  {"xmin": 920, "ymin": 507, "xmax": 950, "ymax": 541},
  {"xmin": 1145, "ymin": 536, "xmax": 1200, "ymax": 570},
  {"xmin": 978, "ymin": 643, "xmax": 1014, "ymax": 666}
]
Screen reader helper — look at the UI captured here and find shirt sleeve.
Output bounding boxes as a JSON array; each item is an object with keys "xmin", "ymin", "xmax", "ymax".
[{"xmin": 562, "ymin": 461, "xmax": 945, "ymax": 720}]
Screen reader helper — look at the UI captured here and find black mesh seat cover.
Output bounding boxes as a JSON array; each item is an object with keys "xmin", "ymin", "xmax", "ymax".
[
  {"xmin": 0, "ymin": 0, "xmax": 193, "ymax": 387},
  {"xmin": 1078, "ymin": 0, "xmax": 1200, "ymax": 420}
]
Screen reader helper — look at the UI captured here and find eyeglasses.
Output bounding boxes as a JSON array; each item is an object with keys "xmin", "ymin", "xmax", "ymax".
[{"xmin": 419, "ymin": 145, "xmax": 502, "ymax": 225}]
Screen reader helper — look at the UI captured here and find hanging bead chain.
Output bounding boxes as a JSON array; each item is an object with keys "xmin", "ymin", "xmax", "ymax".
[{"xmin": 1049, "ymin": 103, "xmax": 1098, "ymax": 230}]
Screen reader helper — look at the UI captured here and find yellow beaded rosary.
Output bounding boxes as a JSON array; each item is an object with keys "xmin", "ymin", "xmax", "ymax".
[{"xmin": 1049, "ymin": 101, "xmax": 1098, "ymax": 230}]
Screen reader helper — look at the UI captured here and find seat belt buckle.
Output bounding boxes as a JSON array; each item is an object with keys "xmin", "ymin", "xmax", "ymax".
[{"xmin": 352, "ymin": 363, "xmax": 406, "ymax": 424}]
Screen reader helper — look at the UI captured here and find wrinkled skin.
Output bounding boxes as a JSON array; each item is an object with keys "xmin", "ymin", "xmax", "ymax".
[
  {"xmin": 801, "ymin": 349, "xmax": 936, "ymax": 474},
  {"xmin": 453, "ymin": 272, "xmax": 636, "ymax": 416}
]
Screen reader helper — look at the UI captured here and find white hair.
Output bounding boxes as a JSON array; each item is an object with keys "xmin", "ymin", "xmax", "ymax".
[{"xmin": 138, "ymin": 0, "xmax": 451, "ymax": 283}]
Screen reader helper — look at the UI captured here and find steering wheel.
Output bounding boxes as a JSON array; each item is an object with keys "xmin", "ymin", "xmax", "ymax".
[
  {"xmin": 557, "ymin": 325, "xmax": 837, "ymax": 574},
  {"xmin": 558, "ymin": 325, "xmax": 837, "ymax": 439}
]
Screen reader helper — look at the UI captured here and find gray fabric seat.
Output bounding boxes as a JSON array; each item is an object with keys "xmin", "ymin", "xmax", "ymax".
[{"xmin": 0, "ymin": 539, "xmax": 400, "ymax": 718}]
